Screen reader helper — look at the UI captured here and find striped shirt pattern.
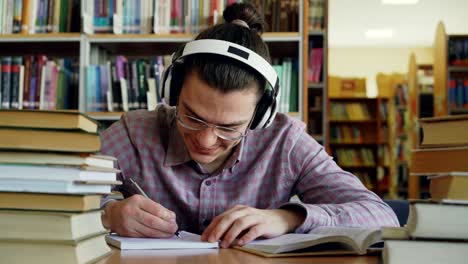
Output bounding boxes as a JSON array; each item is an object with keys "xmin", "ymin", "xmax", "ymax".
[{"xmin": 101, "ymin": 104, "xmax": 399, "ymax": 234}]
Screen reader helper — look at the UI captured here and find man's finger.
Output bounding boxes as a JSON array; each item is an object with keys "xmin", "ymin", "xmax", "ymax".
[
  {"xmin": 131, "ymin": 218, "xmax": 175, "ymax": 238},
  {"xmin": 237, "ymin": 225, "xmax": 265, "ymax": 246},
  {"xmin": 139, "ymin": 198, "xmax": 176, "ymax": 221},
  {"xmin": 201, "ymin": 205, "xmax": 247, "ymax": 241},
  {"xmin": 136, "ymin": 209, "xmax": 178, "ymax": 234},
  {"xmin": 205, "ymin": 207, "xmax": 252, "ymax": 243},
  {"xmin": 220, "ymin": 215, "xmax": 259, "ymax": 248}
]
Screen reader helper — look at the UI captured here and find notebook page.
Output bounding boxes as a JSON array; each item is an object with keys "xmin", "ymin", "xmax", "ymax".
[{"xmin": 106, "ymin": 231, "xmax": 219, "ymax": 250}]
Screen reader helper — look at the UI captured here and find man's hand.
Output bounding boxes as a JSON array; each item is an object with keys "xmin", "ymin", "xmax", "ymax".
[
  {"xmin": 102, "ymin": 195, "xmax": 178, "ymax": 238},
  {"xmin": 200, "ymin": 205, "xmax": 305, "ymax": 248}
]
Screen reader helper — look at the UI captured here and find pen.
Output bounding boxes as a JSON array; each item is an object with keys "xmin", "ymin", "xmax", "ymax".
[{"xmin": 129, "ymin": 177, "xmax": 181, "ymax": 238}]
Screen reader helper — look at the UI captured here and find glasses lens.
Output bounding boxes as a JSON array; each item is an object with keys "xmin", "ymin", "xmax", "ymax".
[
  {"xmin": 178, "ymin": 115, "xmax": 207, "ymax": 130},
  {"xmin": 214, "ymin": 127, "xmax": 243, "ymax": 141},
  {"xmin": 177, "ymin": 113, "xmax": 244, "ymax": 141}
]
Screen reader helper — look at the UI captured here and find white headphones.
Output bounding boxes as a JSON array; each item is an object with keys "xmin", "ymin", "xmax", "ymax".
[{"xmin": 159, "ymin": 39, "xmax": 280, "ymax": 130}]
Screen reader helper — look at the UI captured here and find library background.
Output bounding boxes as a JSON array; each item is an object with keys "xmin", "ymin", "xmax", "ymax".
[{"xmin": 0, "ymin": 2, "xmax": 467, "ymax": 199}]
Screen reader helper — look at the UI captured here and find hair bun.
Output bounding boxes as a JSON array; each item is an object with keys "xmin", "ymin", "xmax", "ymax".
[{"xmin": 223, "ymin": 3, "xmax": 266, "ymax": 34}]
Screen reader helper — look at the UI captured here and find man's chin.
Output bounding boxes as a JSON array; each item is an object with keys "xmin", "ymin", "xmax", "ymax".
[{"xmin": 190, "ymin": 151, "xmax": 218, "ymax": 165}]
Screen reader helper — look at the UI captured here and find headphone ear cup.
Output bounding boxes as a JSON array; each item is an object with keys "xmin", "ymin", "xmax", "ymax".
[
  {"xmin": 160, "ymin": 64, "xmax": 173, "ymax": 105},
  {"xmin": 159, "ymin": 62, "xmax": 184, "ymax": 106},
  {"xmin": 168, "ymin": 62, "xmax": 184, "ymax": 106},
  {"xmin": 250, "ymin": 89, "xmax": 274, "ymax": 130}
]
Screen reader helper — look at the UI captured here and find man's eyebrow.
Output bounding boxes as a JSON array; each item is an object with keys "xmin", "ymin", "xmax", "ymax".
[{"xmin": 182, "ymin": 102, "xmax": 249, "ymax": 127}]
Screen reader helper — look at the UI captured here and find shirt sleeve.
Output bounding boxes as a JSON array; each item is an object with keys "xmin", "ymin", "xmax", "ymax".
[
  {"xmin": 280, "ymin": 130, "xmax": 400, "ymax": 233},
  {"xmin": 99, "ymin": 116, "xmax": 138, "ymax": 205}
]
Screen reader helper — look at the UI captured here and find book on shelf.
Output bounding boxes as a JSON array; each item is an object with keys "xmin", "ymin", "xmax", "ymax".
[
  {"xmin": 419, "ymin": 114, "xmax": 468, "ymax": 147},
  {"xmin": 410, "ymin": 146, "xmax": 468, "ymax": 174},
  {"xmin": 0, "ymin": 0, "xmax": 81, "ymax": 34},
  {"xmin": 329, "ymin": 102, "xmax": 372, "ymax": 121},
  {"xmin": 106, "ymin": 231, "xmax": 219, "ymax": 250},
  {"xmin": 428, "ymin": 172, "xmax": 468, "ymax": 202},
  {"xmin": 308, "ymin": 0, "xmax": 325, "ymax": 31},
  {"xmin": 448, "ymin": 38, "xmax": 468, "ymax": 67},
  {"xmin": 448, "ymin": 78, "xmax": 468, "ymax": 110},
  {"xmin": 0, "ymin": 163, "xmax": 118, "ymax": 182},
  {"xmin": 0, "ymin": 110, "xmax": 98, "ymax": 133},
  {"xmin": 0, "ymin": 209, "xmax": 107, "ymax": 241},
  {"xmin": 0, "ymin": 233, "xmax": 111, "ymax": 264},
  {"xmin": 0, "ymin": 151, "xmax": 115, "ymax": 168},
  {"xmin": 82, "ymin": 0, "xmax": 299, "ymax": 35},
  {"xmin": 0, "ymin": 192, "xmax": 102, "ymax": 212},
  {"xmin": 86, "ymin": 54, "xmax": 170, "ymax": 112},
  {"xmin": 0, "ymin": 56, "xmax": 79, "ymax": 111},
  {"xmin": 235, "ymin": 226, "xmax": 381, "ymax": 257}
]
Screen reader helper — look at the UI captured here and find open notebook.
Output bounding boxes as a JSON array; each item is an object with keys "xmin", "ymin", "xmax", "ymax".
[
  {"xmin": 105, "ymin": 231, "xmax": 219, "ymax": 250},
  {"xmin": 236, "ymin": 226, "xmax": 382, "ymax": 257}
]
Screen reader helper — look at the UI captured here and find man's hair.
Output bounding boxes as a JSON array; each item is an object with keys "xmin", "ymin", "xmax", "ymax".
[{"xmin": 181, "ymin": 3, "xmax": 271, "ymax": 98}]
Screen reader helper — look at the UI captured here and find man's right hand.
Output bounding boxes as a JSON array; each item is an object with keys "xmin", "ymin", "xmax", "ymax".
[{"xmin": 102, "ymin": 195, "xmax": 178, "ymax": 238}]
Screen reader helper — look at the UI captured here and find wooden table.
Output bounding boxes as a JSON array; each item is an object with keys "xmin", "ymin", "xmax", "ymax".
[{"xmin": 97, "ymin": 248, "xmax": 380, "ymax": 264}]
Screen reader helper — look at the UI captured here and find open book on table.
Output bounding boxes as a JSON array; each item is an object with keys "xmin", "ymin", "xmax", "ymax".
[
  {"xmin": 235, "ymin": 226, "xmax": 382, "ymax": 257},
  {"xmin": 105, "ymin": 231, "xmax": 219, "ymax": 250}
]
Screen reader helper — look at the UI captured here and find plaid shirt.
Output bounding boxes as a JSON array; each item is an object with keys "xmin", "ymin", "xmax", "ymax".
[{"xmin": 101, "ymin": 104, "xmax": 399, "ymax": 234}]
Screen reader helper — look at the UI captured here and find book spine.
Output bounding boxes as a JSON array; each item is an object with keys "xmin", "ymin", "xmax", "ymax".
[
  {"xmin": 134, "ymin": 0, "xmax": 141, "ymax": 33},
  {"xmin": 46, "ymin": 0, "xmax": 54, "ymax": 32},
  {"xmin": 105, "ymin": 61, "xmax": 113, "ymax": 112},
  {"xmin": 137, "ymin": 59, "xmax": 148, "ymax": 109},
  {"xmin": 99, "ymin": 64, "xmax": 109, "ymax": 112},
  {"xmin": 10, "ymin": 56, "xmax": 22, "ymax": 109},
  {"xmin": 110, "ymin": 63, "xmax": 121, "ymax": 111},
  {"xmin": 1, "ymin": 57, "xmax": 12, "ymax": 109},
  {"xmin": 34, "ymin": 55, "xmax": 46, "ymax": 109},
  {"xmin": 51, "ymin": 0, "xmax": 59, "ymax": 32},
  {"xmin": 130, "ymin": 60, "xmax": 139, "ymax": 109},
  {"xmin": 12, "ymin": 0, "xmax": 23, "ymax": 33}
]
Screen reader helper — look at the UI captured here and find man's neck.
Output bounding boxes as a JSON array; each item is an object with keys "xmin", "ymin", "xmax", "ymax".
[{"xmin": 201, "ymin": 148, "xmax": 235, "ymax": 174}]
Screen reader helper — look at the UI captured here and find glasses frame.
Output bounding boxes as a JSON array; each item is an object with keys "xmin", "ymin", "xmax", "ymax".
[{"xmin": 175, "ymin": 110, "xmax": 247, "ymax": 141}]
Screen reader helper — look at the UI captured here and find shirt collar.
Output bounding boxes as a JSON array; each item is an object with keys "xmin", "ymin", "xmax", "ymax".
[{"xmin": 164, "ymin": 120, "xmax": 192, "ymax": 167}]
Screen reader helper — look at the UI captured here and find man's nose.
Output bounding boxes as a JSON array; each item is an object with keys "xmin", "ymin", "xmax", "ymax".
[{"xmin": 196, "ymin": 127, "xmax": 218, "ymax": 147}]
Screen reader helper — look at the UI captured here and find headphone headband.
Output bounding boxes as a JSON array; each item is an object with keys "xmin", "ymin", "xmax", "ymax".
[{"xmin": 178, "ymin": 39, "xmax": 279, "ymax": 95}]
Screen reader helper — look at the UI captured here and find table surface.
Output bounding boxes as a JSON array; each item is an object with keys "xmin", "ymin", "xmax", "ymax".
[{"xmin": 96, "ymin": 248, "xmax": 380, "ymax": 264}]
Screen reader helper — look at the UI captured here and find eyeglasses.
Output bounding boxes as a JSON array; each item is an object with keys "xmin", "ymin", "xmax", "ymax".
[{"xmin": 175, "ymin": 110, "xmax": 247, "ymax": 141}]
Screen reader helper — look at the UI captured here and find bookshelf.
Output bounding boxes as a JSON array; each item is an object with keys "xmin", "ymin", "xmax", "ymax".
[
  {"xmin": 0, "ymin": 1, "xmax": 316, "ymax": 128},
  {"xmin": 327, "ymin": 97, "xmax": 392, "ymax": 197},
  {"xmin": 433, "ymin": 21, "xmax": 468, "ymax": 117},
  {"xmin": 303, "ymin": 0, "xmax": 327, "ymax": 145}
]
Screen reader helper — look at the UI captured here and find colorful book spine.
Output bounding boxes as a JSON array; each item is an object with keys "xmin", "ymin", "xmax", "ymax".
[
  {"xmin": 1, "ymin": 57, "xmax": 12, "ymax": 109},
  {"xmin": 12, "ymin": 0, "xmax": 23, "ymax": 33},
  {"xmin": 10, "ymin": 56, "xmax": 22, "ymax": 109}
]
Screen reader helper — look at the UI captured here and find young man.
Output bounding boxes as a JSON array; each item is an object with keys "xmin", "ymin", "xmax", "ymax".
[{"xmin": 100, "ymin": 3, "xmax": 398, "ymax": 248}]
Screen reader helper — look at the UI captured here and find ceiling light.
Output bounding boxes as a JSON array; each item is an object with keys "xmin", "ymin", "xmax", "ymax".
[
  {"xmin": 365, "ymin": 29, "xmax": 394, "ymax": 38},
  {"xmin": 382, "ymin": 0, "xmax": 419, "ymax": 4}
]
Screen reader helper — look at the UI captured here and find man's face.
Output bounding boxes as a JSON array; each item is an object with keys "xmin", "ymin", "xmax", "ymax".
[{"xmin": 176, "ymin": 71, "xmax": 258, "ymax": 165}]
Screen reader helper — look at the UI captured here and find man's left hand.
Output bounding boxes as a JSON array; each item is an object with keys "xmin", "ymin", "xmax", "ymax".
[{"xmin": 200, "ymin": 205, "xmax": 305, "ymax": 248}]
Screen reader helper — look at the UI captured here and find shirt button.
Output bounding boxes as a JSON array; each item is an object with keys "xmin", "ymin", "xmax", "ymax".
[{"xmin": 205, "ymin": 180, "xmax": 212, "ymax": 186}]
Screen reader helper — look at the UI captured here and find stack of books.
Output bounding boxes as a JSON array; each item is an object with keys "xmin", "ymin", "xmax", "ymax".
[
  {"xmin": 382, "ymin": 115, "xmax": 468, "ymax": 264},
  {"xmin": 0, "ymin": 110, "xmax": 121, "ymax": 264}
]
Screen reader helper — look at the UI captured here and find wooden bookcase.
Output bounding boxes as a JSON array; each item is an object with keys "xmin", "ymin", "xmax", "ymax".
[
  {"xmin": 0, "ymin": 1, "xmax": 320, "ymax": 128},
  {"xmin": 327, "ymin": 97, "xmax": 392, "ymax": 197},
  {"xmin": 303, "ymin": 0, "xmax": 328, "ymax": 145},
  {"xmin": 433, "ymin": 21, "xmax": 468, "ymax": 117}
]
